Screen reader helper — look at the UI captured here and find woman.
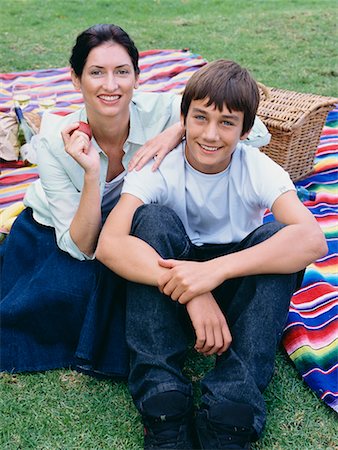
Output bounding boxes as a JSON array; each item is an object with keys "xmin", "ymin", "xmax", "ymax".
[{"xmin": 0, "ymin": 24, "xmax": 184, "ymax": 378}]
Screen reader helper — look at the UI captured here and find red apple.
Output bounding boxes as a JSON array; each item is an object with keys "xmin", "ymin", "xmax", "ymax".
[{"xmin": 70, "ymin": 121, "xmax": 92, "ymax": 139}]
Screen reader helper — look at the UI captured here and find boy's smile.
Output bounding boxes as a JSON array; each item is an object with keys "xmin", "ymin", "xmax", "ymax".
[{"xmin": 183, "ymin": 99, "xmax": 250, "ymax": 174}]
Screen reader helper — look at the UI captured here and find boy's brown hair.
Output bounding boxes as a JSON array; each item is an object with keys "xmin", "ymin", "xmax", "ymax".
[{"xmin": 181, "ymin": 59, "xmax": 260, "ymax": 135}]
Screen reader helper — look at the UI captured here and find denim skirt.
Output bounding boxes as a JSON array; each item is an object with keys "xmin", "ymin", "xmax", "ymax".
[{"xmin": 0, "ymin": 208, "xmax": 129, "ymax": 378}]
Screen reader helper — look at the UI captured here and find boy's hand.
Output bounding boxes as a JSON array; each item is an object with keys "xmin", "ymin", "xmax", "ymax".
[
  {"xmin": 186, "ymin": 292, "xmax": 232, "ymax": 356},
  {"xmin": 158, "ymin": 258, "xmax": 222, "ymax": 304}
]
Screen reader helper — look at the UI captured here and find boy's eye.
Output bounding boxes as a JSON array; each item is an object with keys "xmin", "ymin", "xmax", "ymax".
[
  {"xmin": 222, "ymin": 120, "xmax": 233, "ymax": 126},
  {"xmin": 194, "ymin": 115, "xmax": 206, "ymax": 121}
]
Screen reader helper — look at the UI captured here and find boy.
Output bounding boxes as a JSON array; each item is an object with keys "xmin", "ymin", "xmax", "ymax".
[{"xmin": 96, "ymin": 60, "xmax": 327, "ymax": 449}]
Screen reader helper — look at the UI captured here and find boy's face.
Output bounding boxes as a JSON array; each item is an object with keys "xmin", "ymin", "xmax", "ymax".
[{"xmin": 183, "ymin": 98, "xmax": 250, "ymax": 174}]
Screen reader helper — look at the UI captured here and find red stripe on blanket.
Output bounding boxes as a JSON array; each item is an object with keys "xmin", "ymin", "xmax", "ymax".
[{"xmin": 0, "ymin": 173, "xmax": 39, "ymax": 185}]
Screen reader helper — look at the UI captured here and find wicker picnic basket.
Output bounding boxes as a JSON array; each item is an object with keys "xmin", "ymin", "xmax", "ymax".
[{"xmin": 257, "ymin": 87, "xmax": 338, "ymax": 181}]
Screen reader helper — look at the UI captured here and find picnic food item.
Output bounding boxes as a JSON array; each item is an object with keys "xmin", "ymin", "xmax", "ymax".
[
  {"xmin": 0, "ymin": 200, "xmax": 25, "ymax": 232},
  {"xmin": 71, "ymin": 121, "xmax": 92, "ymax": 139},
  {"xmin": 14, "ymin": 107, "xmax": 35, "ymax": 145}
]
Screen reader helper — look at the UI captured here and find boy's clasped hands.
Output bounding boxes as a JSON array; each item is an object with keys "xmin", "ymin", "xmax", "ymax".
[{"xmin": 158, "ymin": 257, "xmax": 232, "ymax": 356}]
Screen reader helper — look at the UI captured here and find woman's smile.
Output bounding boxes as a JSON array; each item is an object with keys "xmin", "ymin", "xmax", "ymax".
[{"xmin": 72, "ymin": 42, "xmax": 138, "ymax": 121}]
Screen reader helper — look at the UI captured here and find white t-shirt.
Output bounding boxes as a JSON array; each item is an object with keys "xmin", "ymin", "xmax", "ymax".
[{"xmin": 122, "ymin": 142, "xmax": 295, "ymax": 245}]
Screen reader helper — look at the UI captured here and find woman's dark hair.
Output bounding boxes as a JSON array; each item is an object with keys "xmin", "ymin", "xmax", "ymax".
[
  {"xmin": 181, "ymin": 59, "xmax": 260, "ymax": 135},
  {"xmin": 69, "ymin": 24, "xmax": 140, "ymax": 78}
]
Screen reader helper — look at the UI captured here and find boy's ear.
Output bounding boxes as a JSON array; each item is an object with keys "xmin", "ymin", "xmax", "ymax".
[
  {"xmin": 71, "ymin": 69, "xmax": 81, "ymax": 91},
  {"xmin": 240, "ymin": 129, "xmax": 251, "ymax": 141}
]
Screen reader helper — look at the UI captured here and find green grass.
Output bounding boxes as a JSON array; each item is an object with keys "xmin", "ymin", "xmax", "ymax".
[
  {"xmin": 0, "ymin": 0, "xmax": 337, "ymax": 96},
  {"xmin": 0, "ymin": 1, "xmax": 337, "ymax": 448},
  {"xmin": 1, "ymin": 352, "xmax": 337, "ymax": 449}
]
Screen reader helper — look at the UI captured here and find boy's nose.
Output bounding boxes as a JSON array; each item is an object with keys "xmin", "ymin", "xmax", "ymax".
[{"xmin": 203, "ymin": 122, "xmax": 219, "ymax": 141}]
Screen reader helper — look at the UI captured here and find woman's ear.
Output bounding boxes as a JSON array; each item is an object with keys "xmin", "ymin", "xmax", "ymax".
[
  {"xmin": 134, "ymin": 75, "xmax": 140, "ymax": 90},
  {"xmin": 71, "ymin": 69, "xmax": 81, "ymax": 91}
]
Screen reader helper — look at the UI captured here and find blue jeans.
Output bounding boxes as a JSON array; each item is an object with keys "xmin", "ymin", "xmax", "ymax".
[{"xmin": 126, "ymin": 205, "xmax": 303, "ymax": 437}]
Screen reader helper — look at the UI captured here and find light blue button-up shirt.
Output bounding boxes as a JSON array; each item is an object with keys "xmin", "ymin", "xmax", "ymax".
[{"xmin": 24, "ymin": 91, "xmax": 182, "ymax": 260}]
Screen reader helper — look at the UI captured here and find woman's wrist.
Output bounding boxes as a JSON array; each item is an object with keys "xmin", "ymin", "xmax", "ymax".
[{"xmin": 83, "ymin": 169, "xmax": 100, "ymax": 184}]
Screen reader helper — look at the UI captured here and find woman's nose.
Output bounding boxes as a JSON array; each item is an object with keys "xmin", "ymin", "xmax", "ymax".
[{"xmin": 103, "ymin": 74, "xmax": 118, "ymax": 91}]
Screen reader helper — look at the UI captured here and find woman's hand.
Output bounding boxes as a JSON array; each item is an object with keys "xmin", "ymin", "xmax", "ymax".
[
  {"xmin": 158, "ymin": 258, "xmax": 223, "ymax": 304},
  {"xmin": 128, "ymin": 122, "xmax": 184, "ymax": 172},
  {"xmin": 61, "ymin": 122, "xmax": 100, "ymax": 176},
  {"xmin": 186, "ymin": 292, "xmax": 232, "ymax": 356}
]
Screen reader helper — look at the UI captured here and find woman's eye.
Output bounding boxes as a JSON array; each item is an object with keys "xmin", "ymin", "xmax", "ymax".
[
  {"xmin": 90, "ymin": 70, "xmax": 103, "ymax": 76},
  {"xmin": 116, "ymin": 69, "xmax": 129, "ymax": 76}
]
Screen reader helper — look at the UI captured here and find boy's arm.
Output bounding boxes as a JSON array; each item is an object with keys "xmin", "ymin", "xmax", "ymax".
[
  {"xmin": 158, "ymin": 191, "xmax": 328, "ymax": 304},
  {"xmin": 96, "ymin": 194, "xmax": 168, "ymax": 285}
]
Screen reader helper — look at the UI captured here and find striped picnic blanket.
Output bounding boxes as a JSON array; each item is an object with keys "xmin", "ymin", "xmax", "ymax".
[
  {"xmin": 282, "ymin": 110, "xmax": 338, "ymax": 412},
  {"xmin": 0, "ymin": 49, "xmax": 337, "ymax": 412},
  {"xmin": 0, "ymin": 49, "xmax": 206, "ymax": 115},
  {"xmin": 262, "ymin": 108, "xmax": 338, "ymax": 412}
]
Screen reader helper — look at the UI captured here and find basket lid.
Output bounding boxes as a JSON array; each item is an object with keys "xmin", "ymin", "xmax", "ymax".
[{"xmin": 257, "ymin": 88, "xmax": 338, "ymax": 131}]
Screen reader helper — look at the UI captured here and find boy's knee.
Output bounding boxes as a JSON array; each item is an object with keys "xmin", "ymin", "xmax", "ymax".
[
  {"xmin": 246, "ymin": 221, "xmax": 285, "ymax": 246},
  {"xmin": 131, "ymin": 204, "xmax": 185, "ymax": 240},
  {"xmin": 130, "ymin": 204, "xmax": 190, "ymax": 259},
  {"xmin": 259, "ymin": 221, "xmax": 285, "ymax": 237},
  {"xmin": 132, "ymin": 205, "xmax": 174, "ymax": 232}
]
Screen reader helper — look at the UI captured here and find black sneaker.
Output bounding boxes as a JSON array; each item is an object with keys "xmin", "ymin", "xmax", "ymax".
[
  {"xmin": 141, "ymin": 391, "xmax": 195, "ymax": 449},
  {"xmin": 195, "ymin": 400, "xmax": 254, "ymax": 449}
]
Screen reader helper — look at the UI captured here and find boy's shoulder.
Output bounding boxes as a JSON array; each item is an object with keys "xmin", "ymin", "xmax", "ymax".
[
  {"xmin": 128, "ymin": 141, "xmax": 185, "ymax": 181},
  {"xmin": 232, "ymin": 143, "xmax": 294, "ymax": 197},
  {"xmin": 234, "ymin": 142, "xmax": 282, "ymax": 170}
]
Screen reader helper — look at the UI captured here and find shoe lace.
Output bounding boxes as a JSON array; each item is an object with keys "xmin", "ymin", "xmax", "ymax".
[
  {"xmin": 144, "ymin": 410, "xmax": 193, "ymax": 447},
  {"xmin": 200, "ymin": 409, "xmax": 252, "ymax": 449}
]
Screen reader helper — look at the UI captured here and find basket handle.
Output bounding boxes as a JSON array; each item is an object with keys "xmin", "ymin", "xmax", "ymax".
[{"xmin": 257, "ymin": 82, "xmax": 271, "ymax": 100}]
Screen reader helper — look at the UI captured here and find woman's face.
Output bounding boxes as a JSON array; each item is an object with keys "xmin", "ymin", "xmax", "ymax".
[{"xmin": 72, "ymin": 42, "xmax": 139, "ymax": 121}]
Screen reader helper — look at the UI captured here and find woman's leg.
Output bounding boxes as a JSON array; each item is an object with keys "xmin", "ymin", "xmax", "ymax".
[{"xmin": 0, "ymin": 208, "xmax": 129, "ymax": 377}]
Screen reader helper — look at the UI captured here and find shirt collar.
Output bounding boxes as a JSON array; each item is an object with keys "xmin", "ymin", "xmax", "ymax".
[
  {"xmin": 125, "ymin": 99, "xmax": 147, "ymax": 147},
  {"xmin": 79, "ymin": 99, "xmax": 146, "ymax": 153}
]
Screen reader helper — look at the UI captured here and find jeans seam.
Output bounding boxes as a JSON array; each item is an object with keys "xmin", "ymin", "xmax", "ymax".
[{"xmin": 176, "ymin": 235, "xmax": 191, "ymax": 259}]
